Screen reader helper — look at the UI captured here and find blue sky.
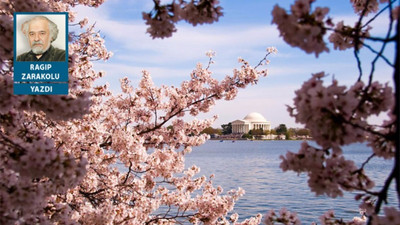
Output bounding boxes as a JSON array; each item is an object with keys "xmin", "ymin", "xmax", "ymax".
[{"xmin": 74, "ymin": 1, "xmax": 395, "ymax": 128}]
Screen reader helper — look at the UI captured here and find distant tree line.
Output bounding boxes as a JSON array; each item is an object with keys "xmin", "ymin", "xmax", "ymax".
[
  {"xmin": 200, "ymin": 127, "xmax": 222, "ymax": 135},
  {"xmin": 201, "ymin": 123, "xmax": 311, "ymax": 140}
]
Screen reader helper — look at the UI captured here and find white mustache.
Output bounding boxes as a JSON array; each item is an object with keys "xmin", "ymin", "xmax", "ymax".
[{"xmin": 32, "ymin": 41, "xmax": 44, "ymax": 46}]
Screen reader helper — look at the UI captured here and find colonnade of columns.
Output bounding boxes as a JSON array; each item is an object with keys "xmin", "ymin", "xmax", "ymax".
[
  {"xmin": 232, "ymin": 123, "xmax": 271, "ymax": 133},
  {"xmin": 252, "ymin": 123, "xmax": 269, "ymax": 130},
  {"xmin": 232, "ymin": 124, "xmax": 249, "ymax": 133}
]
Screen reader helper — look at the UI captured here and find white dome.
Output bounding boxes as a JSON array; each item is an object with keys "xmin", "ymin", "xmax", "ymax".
[{"xmin": 243, "ymin": 112, "xmax": 267, "ymax": 122}]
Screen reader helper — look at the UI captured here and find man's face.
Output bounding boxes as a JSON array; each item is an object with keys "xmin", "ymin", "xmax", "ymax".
[{"xmin": 28, "ymin": 19, "xmax": 51, "ymax": 55}]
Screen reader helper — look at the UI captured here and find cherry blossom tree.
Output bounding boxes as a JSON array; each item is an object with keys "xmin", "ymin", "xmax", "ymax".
[
  {"xmin": 1, "ymin": 0, "xmax": 272, "ymax": 224},
  {"xmin": 265, "ymin": 0, "xmax": 399, "ymax": 224}
]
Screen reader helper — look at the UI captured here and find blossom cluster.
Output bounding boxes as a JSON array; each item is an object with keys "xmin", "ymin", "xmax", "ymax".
[
  {"xmin": 264, "ymin": 208, "xmax": 301, "ymax": 225},
  {"xmin": 317, "ymin": 210, "xmax": 367, "ymax": 225},
  {"xmin": 142, "ymin": 0, "xmax": 223, "ymax": 38},
  {"xmin": 280, "ymin": 142, "xmax": 375, "ymax": 198},
  {"xmin": 0, "ymin": 14, "xmax": 13, "ymax": 67},
  {"xmin": 371, "ymin": 207, "xmax": 400, "ymax": 225},
  {"xmin": 272, "ymin": 0, "xmax": 393, "ymax": 56},
  {"xmin": 271, "ymin": 0, "xmax": 330, "ymax": 57},
  {"xmin": 328, "ymin": 21, "xmax": 371, "ymax": 51},
  {"xmin": 350, "ymin": 0, "xmax": 380, "ymax": 15},
  {"xmin": 281, "ymin": 72, "xmax": 395, "ymax": 222},
  {"xmin": 288, "ymin": 72, "xmax": 393, "ymax": 149},
  {"xmin": 0, "ymin": 109, "xmax": 88, "ymax": 224},
  {"xmin": 274, "ymin": 0, "xmax": 398, "ymax": 224}
]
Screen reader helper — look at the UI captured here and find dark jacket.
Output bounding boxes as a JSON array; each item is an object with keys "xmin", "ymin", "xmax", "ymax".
[{"xmin": 16, "ymin": 45, "xmax": 66, "ymax": 62}]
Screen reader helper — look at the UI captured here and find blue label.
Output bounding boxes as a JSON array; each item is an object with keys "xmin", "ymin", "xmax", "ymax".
[
  {"xmin": 14, "ymin": 62, "xmax": 68, "ymax": 82},
  {"xmin": 13, "ymin": 12, "xmax": 69, "ymax": 95},
  {"xmin": 14, "ymin": 83, "xmax": 68, "ymax": 95}
]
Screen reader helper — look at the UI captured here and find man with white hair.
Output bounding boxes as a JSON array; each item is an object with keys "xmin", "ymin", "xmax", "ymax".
[{"xmin": 17, "ymin": 16, "xmax": 65, "ymax": 61}]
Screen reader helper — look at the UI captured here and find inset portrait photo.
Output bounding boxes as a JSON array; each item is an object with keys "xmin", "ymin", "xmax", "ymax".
[{"xmin": 15, "ymin": 13, "xmax": 67, "ymax": 62}]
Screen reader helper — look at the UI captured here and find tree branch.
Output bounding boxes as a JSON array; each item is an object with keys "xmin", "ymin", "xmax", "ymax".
[{"xmin": 393, "ymin": 9, "xmax": 400, "ymax": 209}]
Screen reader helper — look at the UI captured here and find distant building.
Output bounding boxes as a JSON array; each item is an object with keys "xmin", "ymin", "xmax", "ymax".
[{"xmin": 231, "ymin": 112, "xmax": 271, "ymax": 134}]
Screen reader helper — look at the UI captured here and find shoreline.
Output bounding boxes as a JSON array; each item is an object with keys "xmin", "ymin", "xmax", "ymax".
[{"xmin": 209, "ymin": 138, "xmax": 313, "ymax": 141}]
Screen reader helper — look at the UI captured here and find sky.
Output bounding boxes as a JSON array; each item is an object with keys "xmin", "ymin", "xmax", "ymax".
[{"xmin": 73, "ymin": 0, "xmax": 395, "ymax": 129}]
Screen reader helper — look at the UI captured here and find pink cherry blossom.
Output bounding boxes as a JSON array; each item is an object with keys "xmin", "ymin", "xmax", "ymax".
[
  {"xmin": 142, "ymin": 0, "xmax": 223, "ymax": 38},
  {"xmin": 264, "ymin": 208, "xmax": 301, "ymax": 225},
  {"xmin": 272, "ymin": 1, "xmax": 330, "ymax": 57}
]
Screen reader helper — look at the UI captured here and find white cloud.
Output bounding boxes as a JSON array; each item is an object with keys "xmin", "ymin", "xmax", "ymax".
[
  {"xmin": 73, "ymin": 2, "xmax": 288, "ymax": 94},
  {"xmin": 75, "ymin": 3, "xmax": 283, "ymax": 64},
  {"xmin": 76, "ymin": 3, "xmax": 288, "ymax": 91},
  {"xmin": 93, "ymin": 20, "xmax": 282, "ymax": 64}
]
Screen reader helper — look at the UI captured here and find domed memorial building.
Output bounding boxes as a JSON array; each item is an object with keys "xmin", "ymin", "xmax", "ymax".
[{"xmin": 231, "ymin": 112, "xmax": 271, "ymax": 134}]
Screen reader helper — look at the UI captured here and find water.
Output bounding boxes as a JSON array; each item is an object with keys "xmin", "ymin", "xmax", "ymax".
[{"xmin": 184, "ymin": 140, "xmax": 396, "ymax": 224}]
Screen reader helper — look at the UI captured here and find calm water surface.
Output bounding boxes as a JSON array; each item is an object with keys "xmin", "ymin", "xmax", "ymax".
[{"xmin": 185, "ymin": 140, "xmax": 395, "ymax": 224}]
